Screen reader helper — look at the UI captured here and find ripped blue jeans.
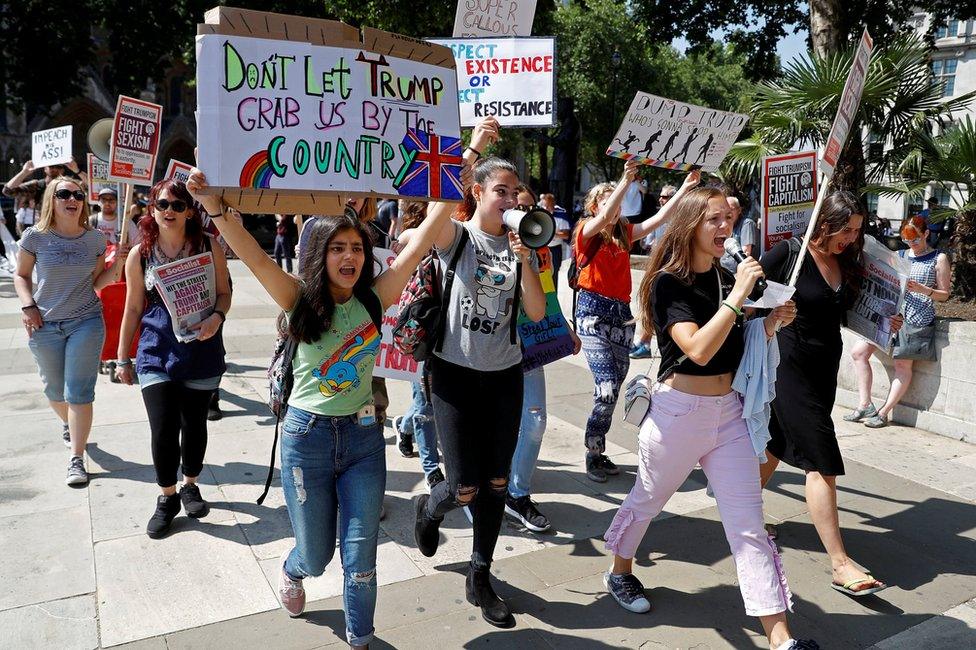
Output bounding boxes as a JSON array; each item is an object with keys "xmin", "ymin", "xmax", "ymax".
[
  {"xmin": 575, "ymin": 290, "xmax": 635, "ymax": 457},
  {"xmin": 280, "ymin": 405, "xmax": 385, "ymax": 647},
  {"xmin": 508, "ymin": 366, "xmax": 547, "ymax": 499},
  {"xmin": 400, "ymin": 380, "xmax": 439, "ymax": 477}
]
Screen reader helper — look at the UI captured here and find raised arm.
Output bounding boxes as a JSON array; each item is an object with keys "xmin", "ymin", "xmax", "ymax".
[
  {"xmin": 581, "ymin": 160, "xmax": 638, "ymax": 241},
  {"xmin": 3, "ymin": 161, "xmax": 34, "ymax": 196},
  {"xmin": 631, "ymin": 170, "xmax": 701, "ymax": 241}
]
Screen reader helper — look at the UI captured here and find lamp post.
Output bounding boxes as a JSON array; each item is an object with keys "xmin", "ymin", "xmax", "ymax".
[{"xmin": 609, "ymin": 50, "xmax": 622, "ymax": 179}]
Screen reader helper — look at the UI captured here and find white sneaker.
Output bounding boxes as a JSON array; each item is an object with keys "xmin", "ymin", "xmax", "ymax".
[
  {"xmin": 65, "ymin": 456, "xmax": 88, "ymax": 486},
  {"xmin": 278, "ymin": 550, "xmax": 306, "ymax": 617}
]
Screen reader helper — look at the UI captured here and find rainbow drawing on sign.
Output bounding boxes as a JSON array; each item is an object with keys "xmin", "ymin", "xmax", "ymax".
[{"xmin": 239, "ymin": 150, "xmax": 274, "ymax": 188}]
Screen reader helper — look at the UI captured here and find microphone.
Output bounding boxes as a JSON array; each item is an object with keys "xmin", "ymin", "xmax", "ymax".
[{"xmin": 724, "ymin": 238, "xmax": 767, "ymax": 293}]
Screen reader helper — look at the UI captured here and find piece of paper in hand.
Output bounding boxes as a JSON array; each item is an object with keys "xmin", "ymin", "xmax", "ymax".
[{"xmin": 743, "ymin": 280, "xmax": 795, "ymax": 309}]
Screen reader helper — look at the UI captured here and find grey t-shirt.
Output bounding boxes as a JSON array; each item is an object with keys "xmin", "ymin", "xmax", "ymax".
[
  {"xmin": 19, "ymin": 227, "xmax": 106, "ymax": 321},
  {"xmin": 434, "ymin": 221, "xmax": 537, "ymax": 371}
]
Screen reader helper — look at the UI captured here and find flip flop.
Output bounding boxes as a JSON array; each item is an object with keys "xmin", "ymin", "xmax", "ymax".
[{"xmin": 831, "ymin": 575, "xmax": 887, "ymax": 597}]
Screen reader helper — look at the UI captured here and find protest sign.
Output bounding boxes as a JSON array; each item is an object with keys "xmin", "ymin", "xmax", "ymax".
[
  {"xmin": 846, "ymin": 236, "xmax": 910, "ymax": 353},
  {"xmin": 165, "ymin": 159, "xmax": 194, "ymax": 184},
  {"xmin": 607, "ymin": 93, "xmax": 748, "ymax": 172},
  {"xmin": 760, "ymin": 151, "xmax": 818, "ymax": 252},
  {"xmin": 195, "ymin": 7, "xmax": 462, "ymax": 215},
  {"xmin": 149, "ymin": 252, "xmax": 217, "ymax": 343},
  {"xmin": 372, "ymin": 247, "xmax": 423, "ymax": 382},
  {"xmin": 453, "ymin": 0, "xmax": 537, "ymax": 38},
  {"xmin": 821, "ymin": 28, "xmax": 873, "ymax": 176},
  {"xmin": 518, "ymin": 247, "xmax": 574, "ymax": 371},
  {"xmin": 32, "ymin": 126, "xmax": 72, "ymax": 167},
  {"xmin": 86, "ymin": 153, "xmax": 119, "ymax": 203},
  {"xmin": 107, "ymin": 95, "xmax": 163, "ymax": 185},
  {"xmin": 427, "ymin": 37, "xmax": 556, "ymax": 127}
]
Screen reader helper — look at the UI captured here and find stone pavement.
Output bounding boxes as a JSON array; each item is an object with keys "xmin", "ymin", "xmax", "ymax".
[{"xmin": 1, "ymin": 262, "xmax": 975, "ymax": 649}]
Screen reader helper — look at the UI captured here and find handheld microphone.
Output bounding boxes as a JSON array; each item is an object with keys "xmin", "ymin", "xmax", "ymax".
[{"xmin": 723, "ymin": 238, "xmax": 767, "ymax": 293}]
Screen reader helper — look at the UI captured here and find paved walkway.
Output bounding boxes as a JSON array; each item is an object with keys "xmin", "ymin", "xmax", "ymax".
[{"xmin": 1, "ymin": 263, "xmax": 975, "ymax": 649}]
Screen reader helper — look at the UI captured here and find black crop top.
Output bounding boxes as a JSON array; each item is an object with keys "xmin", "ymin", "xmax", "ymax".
[{"xmin": 651, "ymin": 267, "xmax": 744, "ymax": 380}]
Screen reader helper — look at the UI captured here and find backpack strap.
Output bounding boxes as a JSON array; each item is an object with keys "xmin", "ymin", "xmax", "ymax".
[
  {"xmin": 356, "ymin": 287, "xmax": 385, "ymax": 333},
  {"xmin": 434, "ymin": 226, "xmax": 471, "ymax": 354},
  {"xmin": 782, "ymin": 236, "xmax": 802, "ymax": 284},
  {"xmin": 510, "ymin": 260, "xmax": 523, "ymax": 345},
  {"xmin": 257, "ymin": 332, "xmax": 297, "ymax": 505}
]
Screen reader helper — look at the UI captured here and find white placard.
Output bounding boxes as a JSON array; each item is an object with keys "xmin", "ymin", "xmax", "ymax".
[
  {"xmin": 453, "ymin": 0, "xmax": 537, "ymax": 37},
  {"xmin": 32, "ymin": 126, "xmax": 73, "ymax": 167},
  {"xmin": 821, "ymin": 28, "xmax": 873, "ymax": 176},
  {"xmin": 760, "ymin": 151, "xmax": 818, "ymax": 252},
  {"xmin": 165, "ymin": 159, "xmax": 194, "ymax": 184},
  {"xmin": 372, "ymin": 247, "xmax": 423, "ymax": 382},
  {"xmin": 846, "ymin": 236, "xmax": 911, "ymax": 353},
  {"xmin": 427, "ymin": 37, "xmax": 555, "ymax": 127}
]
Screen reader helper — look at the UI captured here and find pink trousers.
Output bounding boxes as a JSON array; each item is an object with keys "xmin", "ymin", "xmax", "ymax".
[{"xmin": 604, "ymin": 384, "xmax": 792, "ymax": 617}]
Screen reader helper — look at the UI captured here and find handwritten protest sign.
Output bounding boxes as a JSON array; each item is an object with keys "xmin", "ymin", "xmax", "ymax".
[
  {"xmin": 760, "ymin": 151, "xmax": 818, "ymax": 252},
  {"xmin": 822, "ymin": 29, "xmax": 873, "ymax": 176},
  {"xmin": 453, "ymin": 0, "xmax": 538, "ymax": 38},
  {"xmin": 607, "ymin": 93, "xmax": 748, "ymax": 172},
  {"xmin": 150, "ymin": 252, "xmax": 217, "ymax": 343},
  {"xmin": 107, "ymin": 95, "xmax": 163, "ymax": 185},
  {"xmin": 86, "ymin": 153, "xmax": 119, "ymax": 203},
  {"xmin": 846, "ymin": 236, "xmax": 910, "ymax": 352},
  {"xmin": 372, "ymin": 247, "xmax": 423, "ymax": 382},
  {"xmin": 195, "ymin": 8, "xmax": 462, "ymax": 215},
  {"xmin": 165, "ymin": 159, "xmax": 194, "ymax": 184},
  {"xmin": 32, "ymin": 126, "xmax": 72, "ymax": 167},
  {"xmin": 518, "ymin": 247, "xmax": 574, "ymax": 371},
  {"xmin": 427, "ymin": 37, "xmax": 555, "ymax": 127}
]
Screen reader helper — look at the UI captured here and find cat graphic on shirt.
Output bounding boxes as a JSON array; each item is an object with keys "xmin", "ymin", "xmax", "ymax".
[{"xmin": 473, "ymin": 257, "xmax": 516, "ymax": 319}]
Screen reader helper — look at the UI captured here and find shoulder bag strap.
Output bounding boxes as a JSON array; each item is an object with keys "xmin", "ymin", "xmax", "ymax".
[{"xmin": 510, "ymin": 260, "xmax": 523, "ymax": 345}]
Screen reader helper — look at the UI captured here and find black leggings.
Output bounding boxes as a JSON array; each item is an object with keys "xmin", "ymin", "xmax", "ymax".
[
  {"xmin": 142, "ymin": 382, "xmax": 213, "ymax": 487},
  {"xmin": 424, "ymin": 356, "xmax": 523, "ymax": 569}
]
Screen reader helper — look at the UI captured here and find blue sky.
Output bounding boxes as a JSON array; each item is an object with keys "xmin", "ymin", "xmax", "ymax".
[{"xmin": 673, "ymin": 26, "xmax": 811, "ymax": 68}]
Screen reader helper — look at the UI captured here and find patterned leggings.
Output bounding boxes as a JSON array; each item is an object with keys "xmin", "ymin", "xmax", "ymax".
[{"xmin": 575, "ymin": 290, "xmax": 635, "ymax": 456}]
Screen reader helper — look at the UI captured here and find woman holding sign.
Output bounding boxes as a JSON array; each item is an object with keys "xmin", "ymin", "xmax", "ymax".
[
  {"xmin": 115, "ymin": 179, "xmax": 231, "ymax": 539},
  {"xmin": 573, "ymin": 165, "xmax": 699, "ymax": 482},
  {"xmin": 184, "ymin": 145, "xmax": 472, "ymax": 648}
]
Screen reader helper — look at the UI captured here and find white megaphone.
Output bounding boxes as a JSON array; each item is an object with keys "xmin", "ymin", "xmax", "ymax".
[
  {"xmin": 87, "ymin": 118, "xmax": 114, "ymax": 161},
  {"xmin": 502, "ymin": 206, "xmax": 555, "ymax": 249}
]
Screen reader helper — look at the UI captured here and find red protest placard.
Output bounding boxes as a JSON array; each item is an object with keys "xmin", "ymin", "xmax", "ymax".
[
  {"xmin": 107, "ymin": 95, "xmax": 163, "ymax": 185},
  {"xmin": 821, "ymin": 29, "xmax": 873, "ymax": 177}
]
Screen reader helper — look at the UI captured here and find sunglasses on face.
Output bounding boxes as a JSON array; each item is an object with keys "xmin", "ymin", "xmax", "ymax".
[
  {"xmin": 155, "ymin": 198, "xmax": 188, "ymax": 213},
  {"xmin": 54, "ymin": 189, "xmax": 85, "ymax": 201},
  {"xmin": 902, "ymin": 234, "xmax": 923, "ymax": 245}
]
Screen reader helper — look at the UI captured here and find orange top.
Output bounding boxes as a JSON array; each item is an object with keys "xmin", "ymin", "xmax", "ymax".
[{"xmin": 575, "ymin": 223, "xmax": 634, "ymax": 303}]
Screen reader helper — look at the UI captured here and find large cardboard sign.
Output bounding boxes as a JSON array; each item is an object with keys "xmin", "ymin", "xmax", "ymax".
[
  {"xmin": 165, "ymin": 159, "xmax": 194, "ymax": 184},
  {"xmin": 32, "ymin": 126, "xmax": 72, "ymax": 167},
  {"xmin": 760, "ymin": 151, "xmax": 818, "ymax": 252},
  {"xmin": 821, "ymin": 28, "xmax": 873, "ymax": 176},
  {"xmin": 372, "ymin": 247, "xmax": 423, "ymax": 382},
  {"xmin": 518, "ymin": 247, "xmax": 574, "ymax": 371},
  {"xmin": 846, "ymin": 236, "xmax": 910, "ymax": 353},
  {"xmin": 453, "ymin": 0, "xmax": 537, "ymax": 38},
  {"xmin": 427, "ymin": 37, "xmax": 556, "ymax": 127},
  {"xmin": 195, "ymin": 7, "xmax": 462, "ymax": 215},
  {"xmin": 86, "ymin": 153, "xmax": 120, "ymax": 203},
  {"xmin": 607, "ymin": 92, "xmax": 748, "ymax": 172},
  {"xmin": 149, "ymin": 252, "xmax": 217, "ymax": 343},
  {"xmin": 107, "ymin": 95, "xmax": 163, "ymax": 185}
]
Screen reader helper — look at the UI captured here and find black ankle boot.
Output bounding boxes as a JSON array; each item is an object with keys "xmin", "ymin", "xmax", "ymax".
[
  {"xmin": 414, "ymin": 494, "xmax": 442, "ymax": 557},
  {"xmin": 465, "ymin": 563, "xmax": 515, "ymax": 628}
]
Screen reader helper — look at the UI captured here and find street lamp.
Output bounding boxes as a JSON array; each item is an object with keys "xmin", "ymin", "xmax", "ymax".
[{"xmin": 610, "ymin": 50, "xmax": 622, "ymax": 178}]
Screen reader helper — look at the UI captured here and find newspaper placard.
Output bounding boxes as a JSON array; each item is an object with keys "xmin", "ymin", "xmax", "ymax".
[
  {"xmin": 427, "ymin": 37, "xmax": 556, "ymax": 127},
  {"xmin": 149, "ymin": 252, "xmax": 217, "ymax": 343},
  {"xmin": 607, "ymin": 92, "xmax": 749, "ymax": 172},
  {"xmin": 821, "ymin": 28, "xmax": 873, "ymax": 176},
  {"xmin": 760, "ymin": 151, "xmax": 818, "ymax": 252},
  {"xmin": 86, "ymin": 153, "xmax": 120, "ymax": 203},
  {"xmin": 372, "ymin": 247, "xmax": 423, "ymax": 382},
  {"xmin": 108, "ymin": 95, "xmax": 163, "ymax": 185},
  {"xmin": 165, "ymin": 159, "xmax": 194, "ymax": 184},
  {"xmin": 195, "ymin": 32, "xmax": 462, "ymax": 202},
  {"xmin": 846, "ymin": 236, "xmax": 910, "ymax": 353},
  {"xmin": 32, "ymin": 126, "xmax": 72, "ymax": 167},
  {"xmin": 518, "ymin": 247, "xmax": 574, "ymax": 371},
  {"xmin": 453, "ymin": 0, "xmax": 537, "ymax": 38}
]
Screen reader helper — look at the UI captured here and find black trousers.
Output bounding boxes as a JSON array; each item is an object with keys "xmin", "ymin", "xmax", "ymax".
[
  {"xmin": 424, "ymin": 355, "xmax": 523, "ymax": 569},
  {"xmin": 142, "ymin": 382, "xmax": 213, "ymax": 487}
]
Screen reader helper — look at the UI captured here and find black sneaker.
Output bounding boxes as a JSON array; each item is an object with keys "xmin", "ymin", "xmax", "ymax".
[
  {"xmin": 603, "ymin": 571, "xmax": 651, "ymax": 613},
  {"xmin": 784, "ymin": 641, "xmax": 820, "ymax": 650},
  {"xmin": 179, "ymin": 483, "xmax": 209, "ymax": 518},
  {"xmin": 61, "ymin": 423, "xmax": 71, "ymax": 448},
  {"xmin": 595, "ymin": 454, "xmax": 620, "ymax": 475},
  {"xmin": 505, "ymin": 494, "xmax": 551, "ymax": 532},
  {"xmin": 207, "ymin": 391, "xmax": 223, "ymax": 421},
  {"xmin": 586, "ymin": 455, "xmax": 607, "ymax": 483},
  {"xmin": 414, "ymin": 494, "xmax": 442, "ymax": 557},
  {"xmin": 425, "ymin": 468, "xmax": 445, "ymax": 493},
  {"xmin": 147, "ymin": 493, "xmax": 182, "ymax": 539}
]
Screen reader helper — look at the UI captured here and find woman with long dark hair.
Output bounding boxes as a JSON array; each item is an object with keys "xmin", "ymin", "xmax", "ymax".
[{"xmin": 115, "ymin": 180, "xmax": 232, "ymax": 538}]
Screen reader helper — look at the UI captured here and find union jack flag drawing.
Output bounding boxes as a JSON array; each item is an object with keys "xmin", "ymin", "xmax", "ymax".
[{"xmin": 394, "ymin": 129, "xmax": 464, "ymax": 200}]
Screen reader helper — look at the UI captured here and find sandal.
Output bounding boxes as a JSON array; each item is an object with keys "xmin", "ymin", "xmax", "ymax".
[{"xmin": 830, "ymin": 575, "xmax": 887, "ymax": 597}]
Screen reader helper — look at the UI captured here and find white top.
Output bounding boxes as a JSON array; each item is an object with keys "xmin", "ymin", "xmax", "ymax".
[{"xmin": 620, "ymin": 180, "xmax": 645, "ymax": 218}]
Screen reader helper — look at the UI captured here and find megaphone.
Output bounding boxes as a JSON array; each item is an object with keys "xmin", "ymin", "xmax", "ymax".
[
  {"xmin": 502, "ymin": 205, "xmax": 555, "ymax": 249},
  {"xmin": 87, "ymin": 118, "xmax": 114, "ymax": 161}
]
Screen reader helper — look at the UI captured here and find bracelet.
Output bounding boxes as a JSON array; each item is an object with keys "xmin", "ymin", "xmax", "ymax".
[
  {"xmin": 21, "ymin": 304, "xmax": 38, "ymax": 311},
  {"xmin": 465, "ymin": 146, "xmax": 482, "ymax": 160},
  {"xmin": 115, "ymin": 359, "xmax": 133, "ymax": 367},
  {"xmin": 721, "ymin": 301, "xmax": 743, "ymax": 317},
  {"xmin": 213, "ymin": 309, "xmax": 226, "ymax": 323}
]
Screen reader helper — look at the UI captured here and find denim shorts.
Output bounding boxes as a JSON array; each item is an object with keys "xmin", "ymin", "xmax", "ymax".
[
  {"xmin": 28, "ymin": 314, "xmax": 105, "ymax": 404},
  {"xmin": 137, "ymin": 371, "xmax": 222, "ymax": 391}
]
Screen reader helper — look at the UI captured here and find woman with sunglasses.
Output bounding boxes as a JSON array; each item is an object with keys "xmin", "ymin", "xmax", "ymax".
[
  {"xmin": 115, "ymin": 180, "xmax": 232, "ymax": 538},
  {"xmin": 846, "ymin": 216, "xmax": 950, "ymax": 428},
  {"xmin": 15, "ymin": 179, "xmax": 126, "ymax": 486}
]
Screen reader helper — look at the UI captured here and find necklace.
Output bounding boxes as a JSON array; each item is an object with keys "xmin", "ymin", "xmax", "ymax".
[{"xmin": 154, "ymin": 240, "xmax": 188, "ymax": 264}]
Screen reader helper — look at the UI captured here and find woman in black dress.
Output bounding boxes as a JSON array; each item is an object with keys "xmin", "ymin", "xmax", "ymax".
[{"xmin": 759, "ymin": 191, "xmax": 901, "ymax": 597}]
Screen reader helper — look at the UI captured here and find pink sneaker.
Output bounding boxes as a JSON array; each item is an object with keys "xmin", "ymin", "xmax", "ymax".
[{"xmin": 278, "ymin": 550, "xmax": 305, "ymax": 617}]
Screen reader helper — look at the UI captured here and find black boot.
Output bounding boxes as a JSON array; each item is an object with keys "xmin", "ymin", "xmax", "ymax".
[
  {"xmin": 465, "ymin": 563, "xmax": 515, "ymax": 628},
  {"xmin": 147, "ymin": 493, "xmax": 182, "ymax": 539},
  {"xmin": 414, "ymin": 494, "xmax": 443, "ymax": 557}
]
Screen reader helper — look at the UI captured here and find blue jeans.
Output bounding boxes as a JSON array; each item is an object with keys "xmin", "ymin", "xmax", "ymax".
[
  {"xmin": 280, "ymin": 406, "xmax": 385, "ymax": 647},
  {"xmin": 28, "ymin": 314, "xmax": 105, "ymax": 404},
  {"xmin": 401, "ymin": 381, "xmax": 439, "ymax": 476},
  {"xmin": 508, "ymin": 367, "xmax": 547, "ymax": 498}
]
